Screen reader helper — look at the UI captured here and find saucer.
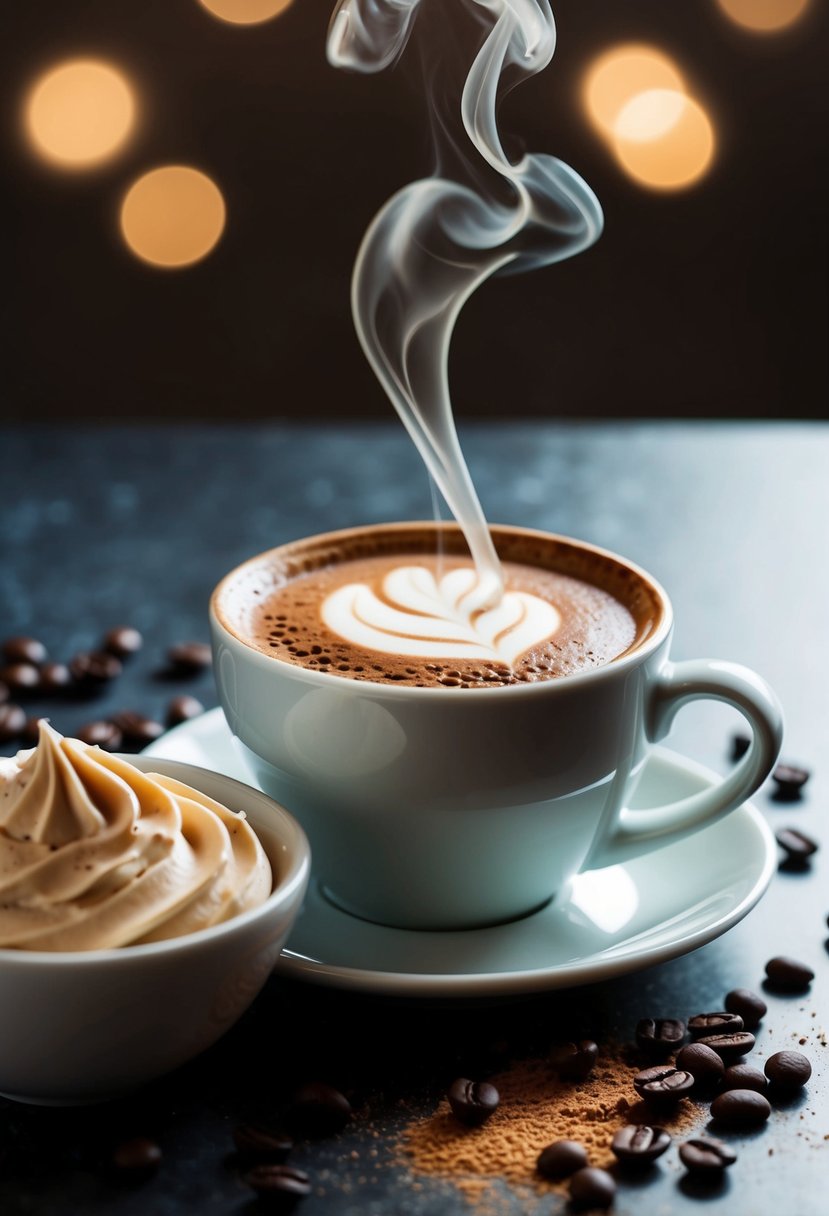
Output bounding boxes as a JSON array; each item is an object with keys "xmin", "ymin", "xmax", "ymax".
[{"xmin": 144, "ymin": 710, "xmax": 776, "ymax": 998}]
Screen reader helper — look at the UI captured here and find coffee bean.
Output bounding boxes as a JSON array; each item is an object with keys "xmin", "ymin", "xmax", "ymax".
[
  {"xmin": 243, "ymin": 1163, "xmax": 311, "ymax": 1206},
  {"xmin": 536, "ymin": 1139, "xmax": 588, "ymax": 1179},
  {"xmin": 679, "ymin": 1137, "xmax": 737, "ymax": 1176},
  {"xmin": 111, "ymin": 1137, "xmax": 162, "ymax": 1174},
  {"xmin": 633, "ymin": 1065, "xmax": 694, "ymax": 1107},
  {"xmin": 447, "ymin": 1078, "xmax": 500, "ymax": 1126},
  {"xmin": 764, "ymin": 1050, "xmax": 811, "ymax": 1092},
  {"xmin": 549, "ymin": 1039, "xmax": 598, "ymax": 1081},
  {"xmin": 0, "ymin": 704, "xmax": 26, "ymax": 743},
  {"xmin": 710, "ymin": 1088, "xmax": 771, "ymax": 1127},
  {"xmin": 675, "ymin": 1043, "xmax": 724, "ymax": 1090},
  {"xmin": 696, "ymin": 1031, "xmax": 755, "ymax": 1060},
  {"xmin": 635, "ymin": 1017, "xmax": 685, "ymax": 1056},
  {"xmin": 721, "ymin": 1064, "xmax": 768, "ymax": 1094},
  {"xmin": 166, "ymin": 695, "xmax": 205, "ymax": 727},
  {"xmin": 103, "ymin": 626, "xmax": 143, "ymax": 658},
  {"xmin": 568, "ymin": 1167, "xmax": 616, "ymax": 1210},
  {"xmin": 167, "ymin": 642, "xmax": 212, "ymax": 674},
  {"xmin": 688, "ymin": 1012, "xmax": 744, "ymax": 1038},
  {"xmin": 287, "ymin": 1082, "xmax": 351, "ymax": 1137},
  {"xmin": 611, "ymin": 1124, "xmax": 671, "ymax": 1165},
  {"xmin": 2, "ymin": 637, "xmax": 47, "ymax": 666},
  {"xmin": 233, "ymin": 1124, "xmax": 293, "ymax": 1163},
  {"xmin": 724, "ymin": 988, "xmax": 766, "ymax": 1030},
  {"xmin": 0, "ymin": 681, "xmax": 8, "ymax": 705},
  {"xmin": 730, "ymin": 734, "xmax": 751, "ymax": 762},
  {"xmin": 70, "ymin": 651, "xmax": 123, "ymax": 690},
  {"xmin": 771, "ymin": 763, "xmax": 810, "ymax": 800},
  {"xmin": 0, "ymin": 663, "xmax": 40, "ymax": 696},
  {"xmin": 39, "ymin": 662, "xmax": 72, "ymax": 694},
  {"xmin": 76, "ymin": 721, "xmax": 123, "ymax": 751},
  {"xmin": 112, "ymin": 711, "xmax": 164, "ymax": 747},
  {"xmin": 776, "ymin": 828, "xmax": 819, "ymax": 866},
  {"xmin": 765, "ymin": 956, "xmax": 814, "ymax": 992}
]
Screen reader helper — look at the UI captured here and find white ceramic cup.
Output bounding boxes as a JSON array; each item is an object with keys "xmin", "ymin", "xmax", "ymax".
[{"xmin": 211, "ymin": 524, "xmax": 783, "ymax": 931}]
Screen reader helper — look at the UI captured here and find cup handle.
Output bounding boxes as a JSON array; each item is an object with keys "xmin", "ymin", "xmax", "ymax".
[{"xmin": 586, "ymin": 659, "xmax": 784, "ymax": 869}]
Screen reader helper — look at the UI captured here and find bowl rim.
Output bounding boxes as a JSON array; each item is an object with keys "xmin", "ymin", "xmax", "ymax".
[{"xmin": 0, "ymin": 757, "xmax": 311, "ymax": 967}]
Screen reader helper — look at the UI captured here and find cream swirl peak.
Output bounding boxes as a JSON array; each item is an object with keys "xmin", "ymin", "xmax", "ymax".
[
  {"xmin": 322, "ymin": 564, "xmax": 560, "ymax": 662},
  {"xmin": 0, "ymin": 723, "xmax": 272, "ymax": 951}
]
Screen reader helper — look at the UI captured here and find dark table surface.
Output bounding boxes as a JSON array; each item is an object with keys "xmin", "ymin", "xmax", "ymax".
[{"xmin": 1, "ymin": 421, "xmax": 827, "ymax": 1215}]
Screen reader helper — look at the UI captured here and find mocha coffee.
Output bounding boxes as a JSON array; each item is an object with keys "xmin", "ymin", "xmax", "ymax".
[{"xmin": 219, "ymin": 526, "xmax": 661, "ymax": 689}]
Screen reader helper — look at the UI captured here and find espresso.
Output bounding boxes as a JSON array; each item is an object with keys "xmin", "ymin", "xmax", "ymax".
[{"xmin": 217, "ymin": 526, "xmax": 662, "ymax": 690}]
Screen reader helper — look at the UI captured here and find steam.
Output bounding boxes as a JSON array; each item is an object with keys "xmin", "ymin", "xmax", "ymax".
[{"xmin": 328, "ymin": 0, "xmax": 603, "ymax": 610}]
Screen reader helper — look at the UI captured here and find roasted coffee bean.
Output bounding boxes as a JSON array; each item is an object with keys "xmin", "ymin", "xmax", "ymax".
[
  {"xmin": 2, "ymin": 637, "xmax": 47, "ymax": 666},
  {"xmin": 724, "ymin": 988, "xmax": 766, "ymax": 1030},
  {"xmin": 771, "ymin": 763, "xmax": 810, "ymax": 800},
  {"xmin": 39, "ymin": 662, "xmax": 72, "ymax": 694},
  {"xmin": 447, "ymin": 1078, "xmax": 500, "ymax": 1126},
  {"xmin": 0, "ymin": 703, "xmax": 26, "ymax": 743},
  {"xmin": 233, "ymin": 1124, "xmax": 293, "ymax": 1163},
  {"xmin": 776, "ymin": 828, "xmax": 819, "ymax": 866},
  {"xmin": 0, "ymin": 663, "xmax": 40, "ymax": 695},
  {"xmin": 103, "ymin": 626, "xmax": 143, "ymax": 658},
  {"xmin": 70, "ymin": 651, "xmax": 123, "ymax": 689},
  {"xmin": 166, "ymin": 694, "xmax": 205, "ymax": 727},
  {"xmin": 568, "ymin": 1167, "xmax": 616, "ymax": 1210},
  {"xmin": 764, "ymin": 1050, "xmax": 811, "ymax": 1092},
  {"xmin": 0, "ymin": 680, "xmax": 8, "ymax": 705},
  {"xmin": 730, "ymin": 734, "xmax": 751, "ymax": 762},
  {"xmin": 721, "ymin": 1064, "xmax": 768, "ymax": 1094},
  {"xmin": 679, "ymin": 1137, "xmax": 737, "ymax": 1176},
  {"xmin": 112, "ymin": 711, "xmax": 164, "ymax": 747},
  {"xmin": 765, "ymin": 956, "xmax": 814, "ymax": 992},
  {"xmin": 549, "ymin": 1039, "xmax": 598, "ymax": 1081},
  {"xmin": 710, "ymin": 1088, "xmax": 771, "ymax": 1127},
  {"xmin": 76, "ymin": 721, "xmax": 123, "ymax": 750},
  {"xmin": 675, "ymin": 1043, "xmax": 724, "ymax": 1090},
  {"xmin": 611, "ymin": 1124, "xmax": 671, "ymax": 1165},
  {"xmin": 536, "ymin": 1139, "xmax": 588, "ymax": 1180},
  {"xmin": 243, "ymin": 1163, "xmax": 311, "ymax": 1206},
  {"xmin": 696, "ymin": 1031, "xmax": 755, "ymax": 1060},
  {"xmin": 633, "ymin": 1065, "xmax": 694, "ymax": 1107},
  {"xmin": 167, "ymin": 642, "xmax": 212, "ymax": 674},
  {"xmin": 111, "ymin": 1137, "xmax": 162, "ymax": 1174},
  {"xmin": 688, "ymin": 1012, "xmax": 744, "ymax": 1038},
  {"xmin": 635, "ymin": 1017, "xmax": 685, "ymax": 1056},
  {"xmin": 287, "ymin": 1082, "xmax": 352, "ymax": 1137}
]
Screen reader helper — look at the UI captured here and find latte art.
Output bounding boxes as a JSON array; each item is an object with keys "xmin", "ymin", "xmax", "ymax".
[{"xmin": 321, "ymin": 566, "xmax": 561, "ymax": 664}]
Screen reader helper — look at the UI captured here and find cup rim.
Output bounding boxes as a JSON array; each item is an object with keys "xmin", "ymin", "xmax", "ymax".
[
  {"xmin": 211, "ymin": 522, "xmax": 673, "ymax": 695},
  {"xmin": 0, "ymin": 758, "xmax": 311, "ymax": 968}
]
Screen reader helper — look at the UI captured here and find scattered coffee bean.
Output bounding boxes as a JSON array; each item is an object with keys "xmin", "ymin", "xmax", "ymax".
[
  {"xmin": 70, "ymin": 651, "xmax": 123, "ymax": 689},
  {"xmin": 447, "ymin": 1078, "xmax": 500, "ymax": 1126},
  {"xmin": 112, "ymin": 711, "xmax": 165, "ymax": 747},
  {"xmin": 730, "ymin": 733, "xmax": 751, "ymax": 762},
  {"xmin": 22, "ymin": 717, "xmax": 46, "ymax": 747},
  {"xmin": 675, "ymin": 1043, "xmax": 724, "ymax": 1090},
  {"xmin": 679, "ymin": 1137, "xmax": 737, "ymax": 1176},
  {"xmin": 287, "ymin": 1082, "xmax": 352, "ymax": 1137},
  {"xmin": 765, "ymin": 956, "xmax": 814, "ymax": 992},
  {"xmin": 710, "ymin": 1088, "xmax": 771, "ymax": 1128},
  {"xmin": 2, "ymin": 637, "xmax": 47, "ymax": 666},
  {"xmin": 696, "ymin": 1031, "xmax": 755, "ymax": 1060},
  {"xmin": 776, "ymin": 828, "xmax": 819, "ymax": 867},
  {"xmin": 688, "ymin": 1012, "xmax": 743, "ymax": 1038},
  {"xmin": 568, "ymin": 1166, "xmax": 616, "ymax": 1210},
  {"xmin": 536, "ymin": 1139, "xmax": 588, "ymax": 1180},
  {"xmin": 76, "ymin": 721, "xmax": 123, "ymax": 751},
  {"xmin": 243, "ymin": 1163, "xmax": 311, "ymax": 1206},
  {"xmin": 633, "ymin": 1065, "xmax": 694, "ymax": 1108},
  {"xmin": 167, "ymin": 642, "xmax": 212, "ymax": 674},
  {"xmin": 0, "ymin": 703, "xmax": 26, "ymax": 744},
  {"xmin": 635, "ymin": 1017, "xmax": 685, "ymax": 1056},
  {"xmin": 0, "ymin": 681, "xmax": 8, "ymax": 705},
  {"xmin": 771, "ymin": 763, "xmax": 810, "ymax": 800},
  {"xmin": 233, "ymin": 1124, "xmax": 293, "ymax": 1163},
  {"xmin": 0, "ymin": 663, "xmax": 40, "ymax": 696},
  {"xmin": 611, "ymin": 1124, "xmax": 671, "ymax": 1165},
  {"xmin": 103, "ymin": 626, "xmax": 143, "ymax": 659},
  {"xmin": 721, "ymin": 1064, "xmax": 768, "ymax": 1094},
  {"xmin": 39, "ymin": 662, "xmax": 72, "ymax": 694},
  {"xmin": 724, "ymin": 988, "xmax": 766, "ymax": 1030},
  {"xmin": 764, "ymin": 1050, "xmax": 811, "ymax": 1092},
  {"xmin": 549, "ymin": 1039, "xmax": 598, "ymax": 1081},
  {"xmin": 111, "ymin": 1137, "xmax": 162, "ymax": 1175},
  {"xmin": 166, "ymin": 694, "xmax": 205, "ymax": 727}
]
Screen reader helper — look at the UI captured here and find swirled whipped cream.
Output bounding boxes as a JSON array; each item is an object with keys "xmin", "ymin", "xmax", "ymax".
[{"xmin": 0, "ymin": 723, "xmax": 272, "ymax": 951}]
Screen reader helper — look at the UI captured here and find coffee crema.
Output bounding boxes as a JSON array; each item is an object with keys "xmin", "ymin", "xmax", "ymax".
[{"xmin": 217, "ymin": 527, "xmax": 662, "ymax": 690}]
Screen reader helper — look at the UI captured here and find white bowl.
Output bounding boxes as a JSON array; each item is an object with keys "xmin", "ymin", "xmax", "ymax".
[{"xmin": 0, "ymin": 757, "xmax": 310, "ymax": 1105}]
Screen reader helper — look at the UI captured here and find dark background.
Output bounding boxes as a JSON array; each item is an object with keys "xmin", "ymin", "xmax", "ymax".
[{"xmin": 3, "ymin": 0, "xmax": 827, "ymax": 424}]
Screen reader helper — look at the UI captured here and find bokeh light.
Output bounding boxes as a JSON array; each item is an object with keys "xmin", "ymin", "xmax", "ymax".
[
  {"xmin": 24, "ymin": 59, "xmax": 134, "ymax": 169},
  {"xmin": 714, "ymin": 0, "xmax": 811, "ymax": 33},
  {"xmin": 197, "ymin": 0, "xmax": 294, "ymax": 24},
  {"xmin": 120, "ymin": 166, "xmax": 226, "ymax": 268},
  {"xmin": 612, "ymin": 91, "xmax": 716, "ymax": 191},
  {"xmin": 584, "ymin": 45, "xmax": 685, "ymax": 138}
]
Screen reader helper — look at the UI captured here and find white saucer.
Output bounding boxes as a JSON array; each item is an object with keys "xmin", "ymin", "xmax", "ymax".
[{"xmin": 144, "ymin": 709, "xmax": 776, "ymax": 998}]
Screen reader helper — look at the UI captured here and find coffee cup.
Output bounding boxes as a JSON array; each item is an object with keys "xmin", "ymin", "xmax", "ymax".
[{"xmin": 210, "ymin": 523, "xmax": 782, "ymax": 931}]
